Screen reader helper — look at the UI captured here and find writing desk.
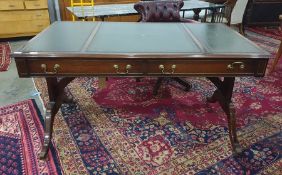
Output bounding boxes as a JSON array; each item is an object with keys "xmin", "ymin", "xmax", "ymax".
[
  {"xmin": 12, "ymin": 22, "xmax": 270, "ymax": 159},
  {"xmin": 67, "ymin": 0, "xmax": 224, "ymax": 21}
]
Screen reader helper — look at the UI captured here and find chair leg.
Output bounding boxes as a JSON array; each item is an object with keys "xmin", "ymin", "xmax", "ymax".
[
  {"xmin": 136, "ymin": 77, "xmax": 141, "ymax": 82},
  {"xmin": 172, "ymin": 77, "xmax": 191, "ymax": 91},
  {"xmin": 238, "ymin": 23, "xmax": 245, "ymax": 35},
  {"xmin": 153, "ymin": 77, "xmax": 164, "ymax": 96},
  {"xmin": 270, "ymin": 41, "xmax": 282, "ymax": 73},
  {"xmin": 153, "ymin": 78, "xmax": 191, "ymax": 96}
]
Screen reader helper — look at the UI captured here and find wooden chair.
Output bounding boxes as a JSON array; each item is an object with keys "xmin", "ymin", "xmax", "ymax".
[
  {"xmin": 269, "ymin": 14, "xmax": 282, "ymax": 73},
  {"xmin": 205, "ymin": 0, "xmax": 248, "ymax": 35},
  {"xmin": 134, "ymin": 0, "xmax": 196, "ymax": 95}
]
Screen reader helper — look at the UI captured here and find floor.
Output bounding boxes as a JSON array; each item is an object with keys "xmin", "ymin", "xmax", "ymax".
[{"xmin": 0, "ymin": 40, "xmax": 44, "ymax": 114}]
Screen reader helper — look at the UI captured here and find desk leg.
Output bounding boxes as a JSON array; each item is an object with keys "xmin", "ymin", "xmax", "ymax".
[
  {"xmin": 210, "ymin": 8, "xmax": 216, "ymax": 23},
  {"xmin": 39, "ymin": 77, "xmax": 75, "ymax": 160},
  {"xmin": 193, "ymin": 9, "xmax": 201, "ymax": 21},
  {"xmin": 207, "ymin": 77, "xmax": 242, "ymax": 154}
]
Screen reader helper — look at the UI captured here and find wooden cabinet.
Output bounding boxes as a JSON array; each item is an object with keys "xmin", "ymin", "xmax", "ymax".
[
  {"xmin": 244, "ymin": 0, "xmax": 282, "ymax": 26},
  {"xmin": 0, "ymin": 0, "xmax": 50, "ymax": 38}
]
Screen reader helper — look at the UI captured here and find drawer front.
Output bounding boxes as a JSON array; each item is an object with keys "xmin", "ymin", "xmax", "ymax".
[
  {"xmin": 17, "ymin": 59, "xmax": 266, "ymax": 77},
  {"xmin": 146, "ymin": 60, "xmax": 256, "ymax": 76},
  {"xmin": 25, "ymin": 60, "xmax": 146, "ymax": 76},
  {"xmin": 0, "ymin": 20, "xmax": 49, "ymax": 35},
  {"xmin": 0, "ymin": 10, "xmax": 49, "ymax": 21},
  {"xmin": 0, "ymin": 1, "xmax": 24, "ymax": 10},
  {"xmin": 24, "ymin": 1, "xmax": 48, "ymax": 9}
]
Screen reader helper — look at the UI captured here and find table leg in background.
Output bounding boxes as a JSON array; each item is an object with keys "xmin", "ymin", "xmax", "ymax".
[{"xmin": 193, "ymin": 9, "xmax": 202, "ymax": 21}]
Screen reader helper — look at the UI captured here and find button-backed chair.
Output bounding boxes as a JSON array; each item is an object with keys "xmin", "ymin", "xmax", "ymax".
[
  {"xmin": 134, "ymin": 0, "xmax": 196, "ymax": 95},
  {"xmin": 269, "ymin": 14, "xmax": 282, "ymax": 73},
  {"xmin": 205, "ymin": 0, "xmax": 248, "ymax": 35}
]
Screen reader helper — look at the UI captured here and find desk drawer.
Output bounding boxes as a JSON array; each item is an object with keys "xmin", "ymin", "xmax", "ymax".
[
  {"xmin": 16, "ymin": 58, "xmax": 267, "ymax": 77},
  {"xmin": 0, "ymin": 1, "xmax": 24, "ymax": 10},
  {"xmin": 25, "ymin": 59, "xmax": 145, "ymax": 76},
  {"xmin": 0, "ymin": 20, "xmax": 49, "ymax": 35},
  {"xmin": 146, "ymin": 60, "xmax": 256, "ymax": 75}
]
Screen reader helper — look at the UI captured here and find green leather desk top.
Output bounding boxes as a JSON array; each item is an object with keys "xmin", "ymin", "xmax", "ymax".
[{"xmin": 13, "ymin": 22, "xmax": 270, "ymax": 59}]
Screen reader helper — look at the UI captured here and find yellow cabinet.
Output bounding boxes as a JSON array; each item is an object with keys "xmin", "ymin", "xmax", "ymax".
[{"xmin": 0, "ymin": 0, "xmax": 50, "ymax": 38}]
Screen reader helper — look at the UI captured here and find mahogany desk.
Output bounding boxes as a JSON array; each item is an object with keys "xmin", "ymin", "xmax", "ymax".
[{"xmin": 12, "ymin": 22, "xmax": 270, "ymax": 159}]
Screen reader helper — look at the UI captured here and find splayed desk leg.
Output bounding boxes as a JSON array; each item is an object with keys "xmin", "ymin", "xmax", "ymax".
[
  {"xmin": 207, "ymin": 77, "xmax": 242, "ymax": 154},
  {"xmin": 39, "ymin": 77, "xmax": 75, "ymax": 160}
]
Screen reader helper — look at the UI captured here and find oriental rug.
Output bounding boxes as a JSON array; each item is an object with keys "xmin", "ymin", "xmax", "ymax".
[
  {"xmin": 0, "ymin": 42, "xmax": 11, "ymax": 72},
  {"xmin": 0, "ymin": 99, "xmax": 61, "ymax": 174},
  {"xmin": 33, "ymin": 28, "xmax": 282, "ymax": 175}
]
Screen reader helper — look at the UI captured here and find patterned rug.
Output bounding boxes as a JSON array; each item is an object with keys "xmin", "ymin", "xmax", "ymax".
[
  {"xmin": 247, "ymin": 27, "xmax": 282, "ymax": 40},
  {"xmin": 33, "ymin": 28, "xmax": 282, "ymax": 175},
  {"xmin": 0, "ymin": 99, "xmax": 61, "ymax": 174},
  {"xmin": 0, "ymin": 42, "xmax": 11, "ymax": 72}
]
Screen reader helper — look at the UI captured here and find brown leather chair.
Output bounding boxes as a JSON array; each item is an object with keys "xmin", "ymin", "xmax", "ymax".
[
  {"xmin": 135, "ymin": 0, "xmax": 196, "ymax": 23},
  {"xmin": 134, "ymin": 0, "xmax": 195, "ymax": 95}
]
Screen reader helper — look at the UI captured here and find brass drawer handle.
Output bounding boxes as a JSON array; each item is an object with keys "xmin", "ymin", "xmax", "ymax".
[
  {"xmin": 125, "ymin": 64, "xmax": 132, "ymax": 73},
  {"xmin": 113, "ymin": 64, "xmax": 119, "ymax": 73},
  {"xmin": 41, "ymin": 64, "xmax": 60, "ymax": 74},
  {"xmin": 171, "ymin": 64, "xmax": 176, "ymax": 74},
  {"xmin": 34, "ymin": 4, "xmax": 41, "ymax": 7},
  {"xmin": 9, "ymin": 5, "xmax": 15, "ymax": 7},
  {"xmin": 159, "ymin": 64, "xmax": 176, "ymax": 74},
  {"xmin": 113, "ymin": 64, "xmax": 132, "ymax": 74},
  {"xmin": 227, "ymin": 62, "xmax": 245, "ymax": 70},
  {"xmin": 159, "ymin": 64, "xmax": 165, "ymax": 74}
]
